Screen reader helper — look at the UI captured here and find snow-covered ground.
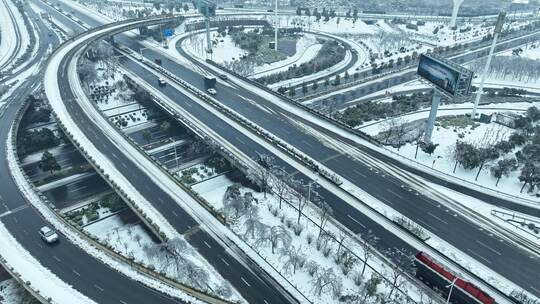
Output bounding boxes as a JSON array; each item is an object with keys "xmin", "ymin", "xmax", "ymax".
[
  {"xmin": 279, "ymin": 16, "xmax": 380, "ymax": 35},
  {"xmin": 360, "ymin": 103, "xmax": 538, "ymax": 200},
  {"xmin": 0, "ymin": 0, "xmax": 17, "ymax": 69},
  {"xmin": 183, "ymin": 31, "xmax": 246, "ymax": 64},
  {"xmin": 192, "ymin": 174, "xmax": 432, "ymax": 304},
  {"xmin": 0, "ymin": 279, "xmax": 35, "ymax": 304},
  {"xmin": 84, "ymin": 213, "xmax": 242, "ymax": 301},
  {"xmin": 251, "ymin": 33, "xmax": 322, "ymax": 77}
]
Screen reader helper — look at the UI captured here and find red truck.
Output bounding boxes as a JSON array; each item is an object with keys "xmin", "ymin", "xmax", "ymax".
[{"xmin": 414, "ymin": 252, "xmax": 495, "ymax": 304}]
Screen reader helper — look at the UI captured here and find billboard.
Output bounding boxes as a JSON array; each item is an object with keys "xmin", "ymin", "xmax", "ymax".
[
  {"xmin": 417, "ymin": 54, "xmax": 460, "ymax": 96},
  {"xmin": 197, "ymin": 0, "xmax": 216, "ymax": 17}
]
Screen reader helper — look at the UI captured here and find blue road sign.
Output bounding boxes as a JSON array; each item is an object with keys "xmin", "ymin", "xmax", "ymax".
[{"xmin": 163, "ymin": 29, "xmax": 174, "ymax": 37}]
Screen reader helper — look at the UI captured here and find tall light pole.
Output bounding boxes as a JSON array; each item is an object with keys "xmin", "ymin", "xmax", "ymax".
[
  {"xmin": 471, "ymin": 11, "xmax": 506, "ymax": 119},
  {"xmin": 274, "ymin": 0, "xmax": 278, "ymax": 51},
  {"xmin": 446, "ymin": 278, "xmax": 458, "ymax": 304}
]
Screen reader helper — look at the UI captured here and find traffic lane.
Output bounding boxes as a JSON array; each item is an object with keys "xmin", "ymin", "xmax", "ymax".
[
  {"xmin": 122, "ymin": 56, "xmax": 418, "ymax": 253},
  {"xmin": 1, "ymin": 208, "xmax": 183, "ymax": 304},
  {"xmin": 59, "ymin": 52, "xmax": 299, "ymax": 304},
  {"xmin": 332, "ymin": 153, "xmax": 540, "ymax": 278},
  {"xmin": 189, "ymin": 230, "xmax": 299, "ymax": 304},
  {"xmin": 125, "ymin": 53, "xmax": 540, "ymax": 295}
]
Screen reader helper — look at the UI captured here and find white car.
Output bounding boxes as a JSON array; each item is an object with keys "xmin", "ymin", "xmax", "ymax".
[
  {"xmin": 39, "ymin": 226, "xmax": 59, "ymax": 243},
  {"xmin": 207, "ymin": 88, "xmax": 217, "ymax": 95}
]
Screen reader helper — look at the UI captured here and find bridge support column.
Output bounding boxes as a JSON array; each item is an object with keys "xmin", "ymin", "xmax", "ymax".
[
  {"xmin": 450, "ymin": 0, "xmax": 464, "ymax": 28},
  {"xmin": 424, "ymin": 90, "xmax": 441, "ymax": 143}
]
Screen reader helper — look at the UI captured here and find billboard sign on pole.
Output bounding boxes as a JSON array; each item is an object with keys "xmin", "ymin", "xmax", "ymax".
[
  {"xmin": 417, "ymin": 53, "xmax": 473, "ymax": 97},
  {"xmin": 197, "ymin": 0, "xmax": 216, "ymax": 17}
]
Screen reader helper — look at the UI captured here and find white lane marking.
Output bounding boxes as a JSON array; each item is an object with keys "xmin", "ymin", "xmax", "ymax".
[
  {"xmin": 467, "ymin": 249, "xmax": 492, "ymax": 264},
  {"xmin": 416, "ymin": 219, "xmax": 437, "ymax": 232},
  {"xmin": 427, "ymin": 212, "xmax": 449, "ymax": 225},
  {"xmin": 94, "ymin": 284, "xmax": 104, "ymax": 292},
  {"xmin": 378, "ymin": 196, "xmax": 394, "ymax": 206},
  {"xmin": 475, "ymin": 240, "xmax": 502, "ymax": 256},
  {"xmin": 346, "ymin": 214, "xmax": 366, "ymax": 229},
  {"xmin": 530, "ymin": 286, "xmax": 540, "ymax": 294},
  {"xmin": 353, "ymin": 169, "xmax": 366, "ymax": 178},
  {"xmin": 120, "ymin": 300, "xmax": 128, "ymax": 304},
  {"xmin": 72, "ymin": 269, "xmax": 81, "ymax": 276},
  {"xmin": 236, "ymin": 138, "xmax": 246, "ymax": 145},
  {"xmin": 111, "ymin": 153, "xmax": 118, "ymax": 159},
  {"xmin": 387, "ymin": 189, "xmax": 403, "ymax": 199},
  {"xmin": 263, "ymin": 300, "xmax": 270, "ymax": 304},
  {"xmin": 121, "ymin": 162, "xmax": 127, "ymax": 168},
  {"xmin": 203, "ymin": 241, "xmax": 211, "ymax": 249},
  {"xmin": 52, "ymin": 255, "xmax": 61, "ymax": 262},
  {"xmin": 241, "ymin": 277, "xmax": 251, "ymax": 287},
  {"xmin": 172, "ymin": 211, "xmax": 179, "ymax": 217},
  {"xmin": 221, "ymin": 258, "xmax": 230, "ymax": 266}
]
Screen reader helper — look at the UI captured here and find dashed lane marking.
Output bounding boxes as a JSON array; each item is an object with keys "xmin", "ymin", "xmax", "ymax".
[
  {"xmin": 475, "ymin": 240, "xmax": 502, "ymax": 256},
  {"xmin": 353, "ymin": 169, "xmax": 366, "ymax": 178},
  {"xmin": 203, "ymin": 241, "xmax": 212, "ymax": 249},
  {"xmin": 72, "ymin": 269, "xmax": 81, "ymax": 276},
  {"xmin": 241, "ymin": 277, "xmax": 251, "ymax": 287},
  {"xmin": 221, "ymin": 258, "xmax": 230, "ymax": 267},
  {"xmin": 467, "ymin": 249, "xmax": 492, "ymax": 265},
  {"xmin": 94, "ymin": 284, "xmax": 104, "ymax": 292},
  {"xmin": 53, "ymin": 256, "xmax": 61, "ymax": 262},
  {"xmin": 416, "ymin": 219, "xmax": 437, "ymax": 232},
  {"xmin": 387, "ymin": 189, "xmax": 403, "ymax": 199},
  {"xmin": 346, "ymin": 214, "xmax": 366, "ymax": 229},
  {"xmin": 0, "ymin": 205, "xmax": 28, "ymax": 218},
  {"xmin": 427, "ymin": 212, "xmax": 449, "ymax": 225}
]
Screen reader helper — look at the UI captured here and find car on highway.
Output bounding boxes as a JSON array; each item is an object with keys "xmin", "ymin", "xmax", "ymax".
[
  {"xmin": 207, "ymin": 88, "xmax": 217, "ymax": 95},
  {"xmin": 158, "ymin": 78, "xmax": 166, "ymax": 87},
  {"xmin": 39, "ymin": 226, "xmax": 59, "ymax": 244},
  {"xmin": 218, "ymin": 74, "xmax": 228, "ymax": 80}
]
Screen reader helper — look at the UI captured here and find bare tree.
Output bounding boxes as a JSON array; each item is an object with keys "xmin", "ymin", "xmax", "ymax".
[
  {"xmin": 255, "ymin": 225, "xmax": 291, "ymax": 254},
  {"xmin": 222, "ymin": 184, "xmax": 245, "ymax": 219},
  {"xmin": 305, "ymin": 260, "xmax": 320, "ymax": 277},
  {"xmin": 311, "ymin": 267, "xmax": 342, "ymax": 298},
  {"xmin": 269, "ymin": 226, "xmax": 291, "ymax": 254},
  {"xmin": 271, "ymin": 168, "xmax": 291, "ymax": 209},
  {"xmin": 247, "ymin": 154, "xmax": 275, "ymax": 198},
  {"xmin": 317, "ymin": 201, "xmax": 333, "ymax": 239},
  {"xmin": 385, "ymin": 249, "xmax": 416, "ymax": 300},
  {"xmin": 359, "ymin": 230, "xmax": 378, "ymax": 276},
  {"xmin": 243, "ymin": 205, "xmax": 263, "ymax": 239},
  {"xmin": 280, "ymin": 246, "xmax": 305, "ymax": 275}
]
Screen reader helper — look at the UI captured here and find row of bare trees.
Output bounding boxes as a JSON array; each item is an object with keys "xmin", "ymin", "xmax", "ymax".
[{"xmin": 234, "ymin": 154, "xmax": 421, "ymax": 302}]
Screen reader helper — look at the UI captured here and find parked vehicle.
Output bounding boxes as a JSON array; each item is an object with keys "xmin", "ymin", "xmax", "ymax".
[
  {"xmin": 39, "ymin": 226, "xmax": 59, "ymax": 244},
  {"xmin": 207, "ymin": 88, "xmax": 217, "ymax": 95},
  {"xmin": 415, "ymin": 252, "xmax": 494, "ymax": 304},
  {"xmin": 158, "ymin": 78, "xmax": 166, "ymax": 87},
  {"xmin": 154, "ymin": 58, "xmax": 162, "ymax": 65},
  {"xmin": 218, "ymin": 74, "xmax": 228, "ymax": 80}
]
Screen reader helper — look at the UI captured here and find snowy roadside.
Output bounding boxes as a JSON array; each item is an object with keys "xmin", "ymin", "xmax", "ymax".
[{"xmin": 0, "ymin": 0, "xmax": 17, "ymax": 69}]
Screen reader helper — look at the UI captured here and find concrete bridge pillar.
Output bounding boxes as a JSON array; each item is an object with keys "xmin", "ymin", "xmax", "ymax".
[{"xmin": 450, "ymin": 0, "xmax": 465, "ymax": 28}]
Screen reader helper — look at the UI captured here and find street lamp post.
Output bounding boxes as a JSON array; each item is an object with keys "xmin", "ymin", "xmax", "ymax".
[
  {"xmin": 274, "ymin": 0, "xmax": 278, "ymax": 51},
  {"xmin": 471, "ymin": 11, "xmax": 506, "ymax": 119},
  {"xmin": 446, "ymin": 278, "xmax": 458, "ymax": 304}
]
